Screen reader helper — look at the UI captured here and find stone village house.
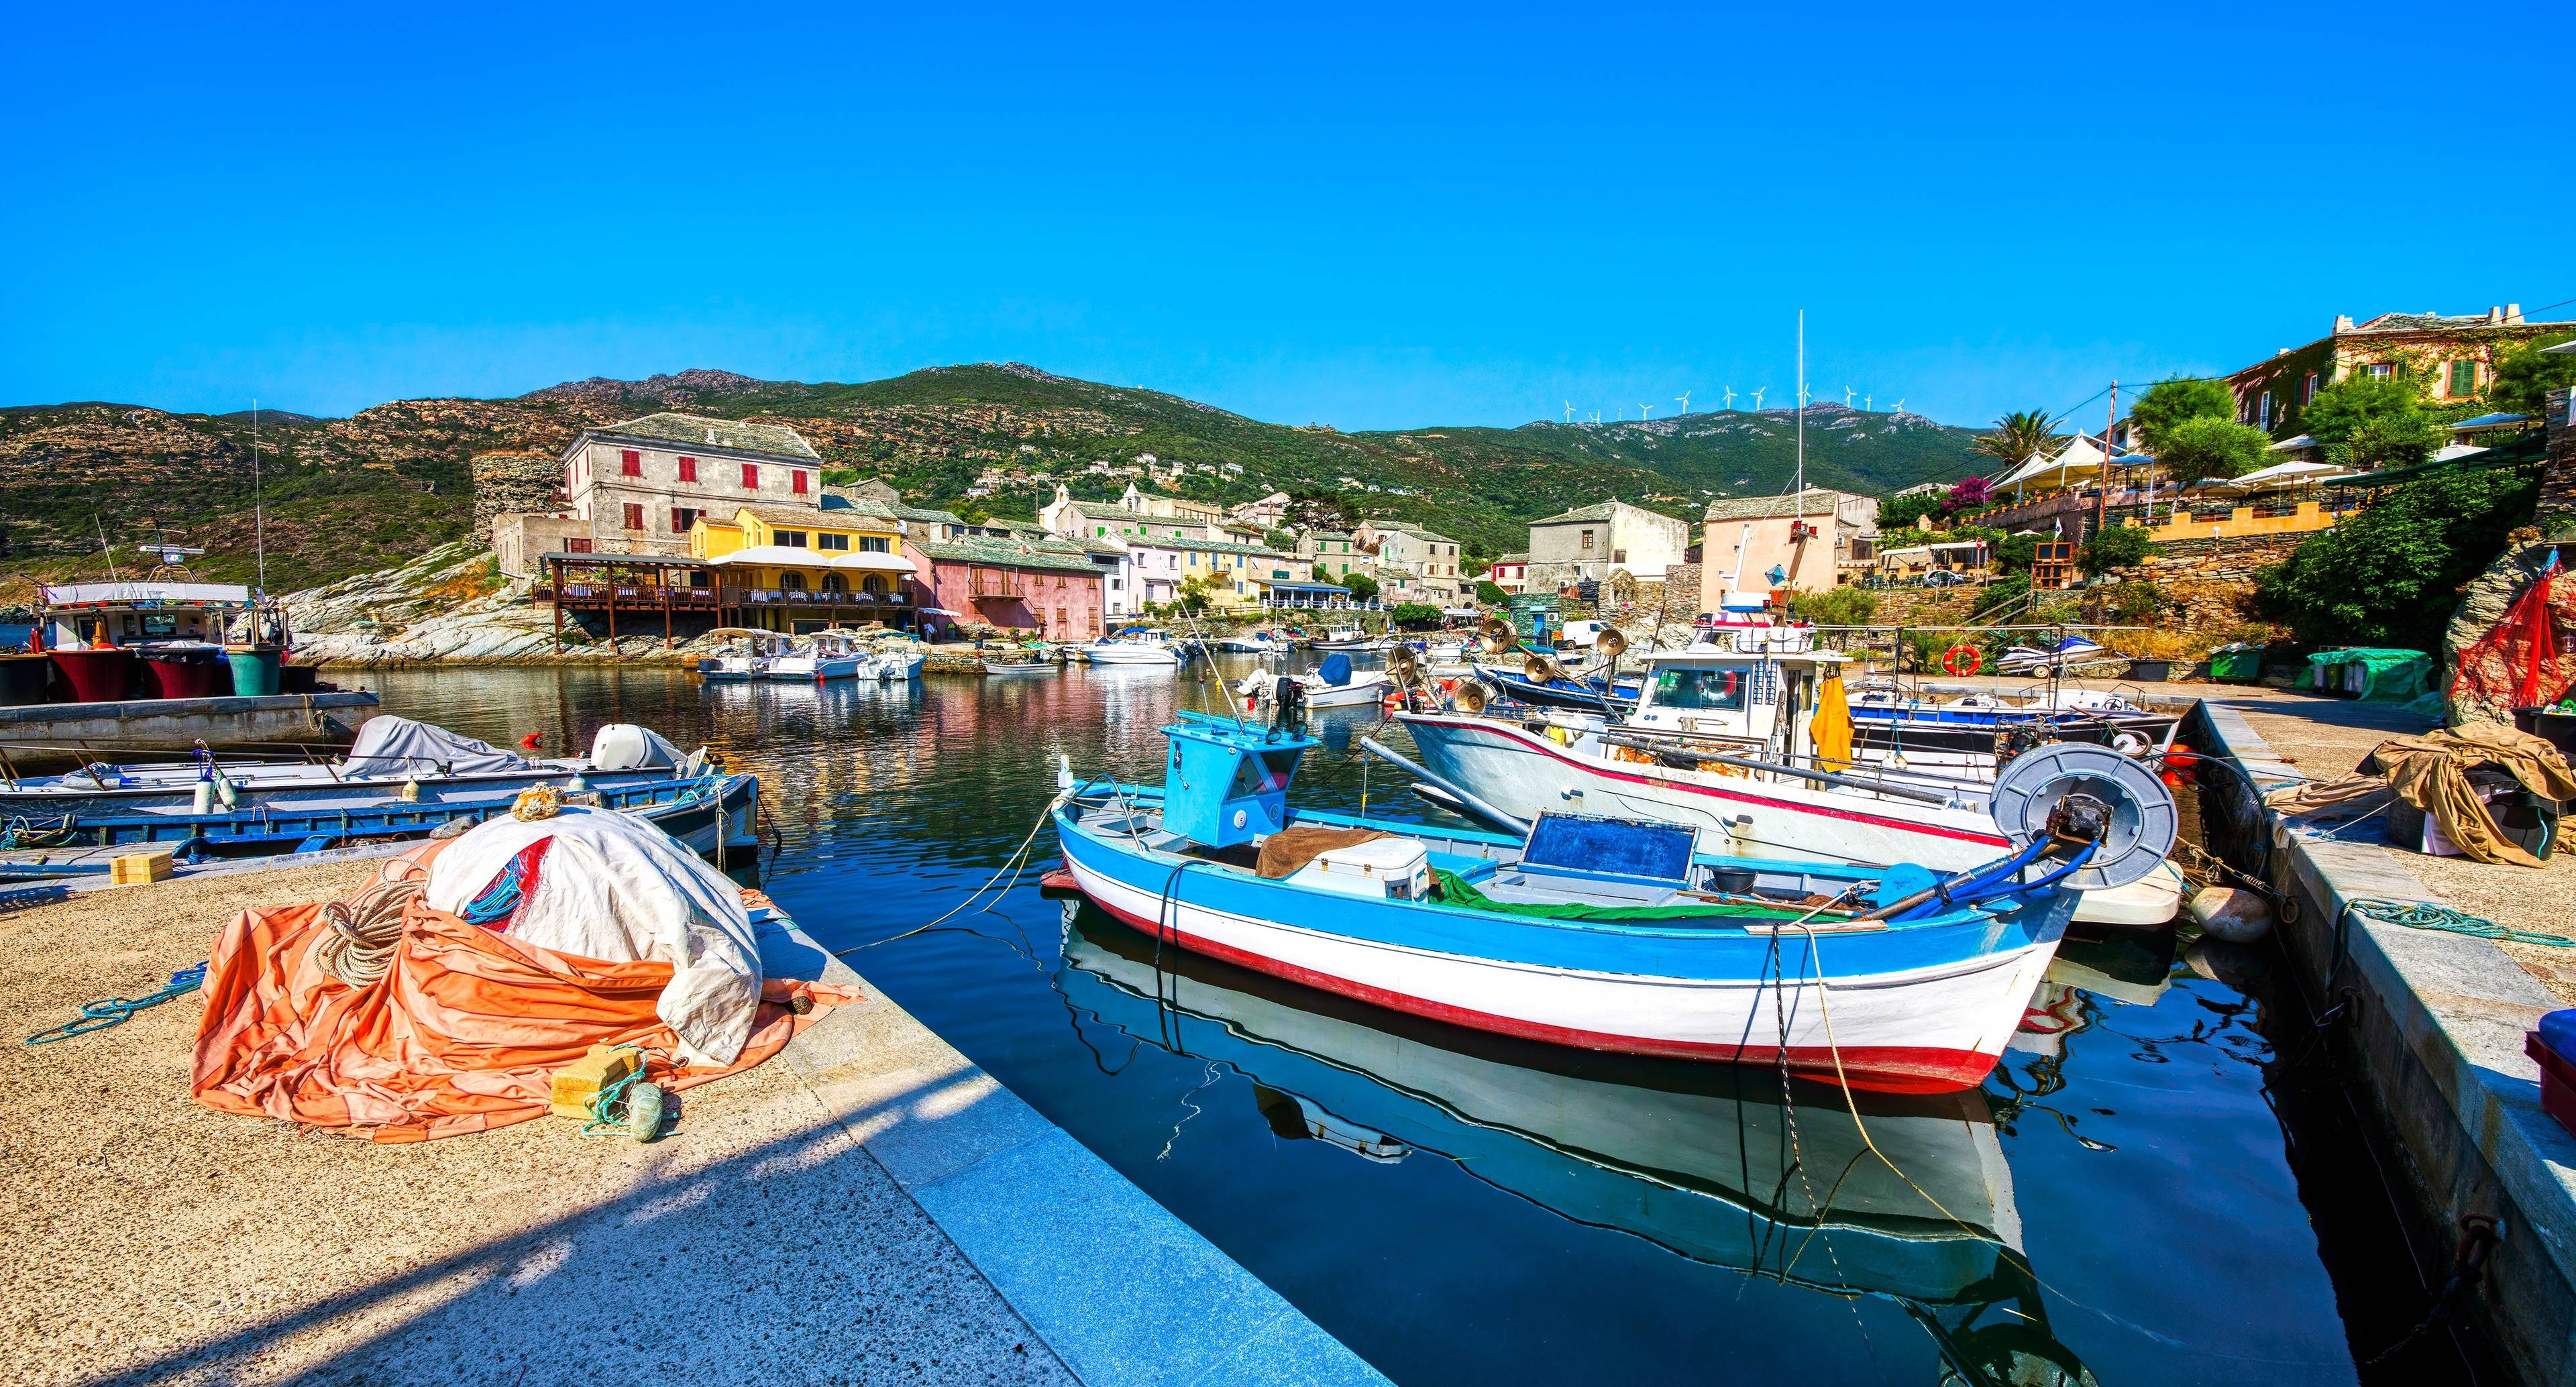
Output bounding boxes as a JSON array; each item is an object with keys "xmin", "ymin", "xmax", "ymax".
[
  {"xmin": 2225, "ymin": 305, "xmax": 2559, "ymax": 435},
  {"xmin": 1523, "ymin": 501, "xmax": 1691, "ymax": 594}
]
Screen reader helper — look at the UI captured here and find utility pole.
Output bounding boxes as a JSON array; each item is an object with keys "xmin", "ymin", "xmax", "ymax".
[
  {"xmin": 252, "ymin": 400, "xmax": 268, "ymax": 595},
  {"xmin": 2096, "ymin": 382, "xmax": 2116, "ymax": 545}
]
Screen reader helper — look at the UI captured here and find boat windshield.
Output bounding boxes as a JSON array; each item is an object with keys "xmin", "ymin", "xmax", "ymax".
[{"xmin": 1651, "ymin": 666, "xmax": 1750, "ymax": 712}]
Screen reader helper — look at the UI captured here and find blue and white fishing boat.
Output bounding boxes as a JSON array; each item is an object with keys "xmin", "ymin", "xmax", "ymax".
[
  {"xmin": 0, "ymin": 767, "xmax": 759, "ymax": 877},
  {"xmin": 1471, "ymin": 658, "xmax": 1646, "ymax": 714},
  {"xmin": 1051, "ymin": 708, "xmax": 2171, "ymax": 1093}
]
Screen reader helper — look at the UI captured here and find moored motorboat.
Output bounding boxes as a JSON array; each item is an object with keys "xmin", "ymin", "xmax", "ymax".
[
  {"xmin": 1081, "ymin": 628, "xmax": 1187, "ymax": 665},
  {"xmin": 763, "ymin": 632, "xmax": 870, "ymax": 681},
  {"xmin": 1399, "ymin": 645, "xmax": 2185, "ymax": 928},
  {"xmin": 1051, "ymin": 708, "xmax": 2170, "ymax": 1093},
  {"xmin": 865, "ymin": 649, "xmax": 926, "ymax": 681},
  {"xmin": 1236, "ymin": 653, "xmax": 1391, "ymax": 710}
]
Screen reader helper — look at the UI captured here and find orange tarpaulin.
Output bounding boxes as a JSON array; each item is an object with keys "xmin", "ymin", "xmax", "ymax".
[{"xmin": 193, "ymin": 854, "xmax": 857, "ymax": 1143}]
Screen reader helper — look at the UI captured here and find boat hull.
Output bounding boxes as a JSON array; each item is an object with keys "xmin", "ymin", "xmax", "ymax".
[
  {"xmin": 1398, "ymin": 712, "xmax": 2182, "ymax": 928},
  {"xmin": 1057, "ymin": 810, "xmax": 2074, "ymax": 1093}
]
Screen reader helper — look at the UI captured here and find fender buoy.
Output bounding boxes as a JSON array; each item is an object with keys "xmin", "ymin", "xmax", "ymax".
[{"xmin": 1942, "ymin": 644, "xmax": 1981, "ymax": 677}]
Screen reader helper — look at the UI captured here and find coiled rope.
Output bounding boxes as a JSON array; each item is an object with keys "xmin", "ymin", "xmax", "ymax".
[
  {"xmin": 2343, "ymin": 897, "xmax": 2575, "ymax": 949},
  {"xmin": 310, "ymin": 877, "xmax": 428, "ymax": 986}
]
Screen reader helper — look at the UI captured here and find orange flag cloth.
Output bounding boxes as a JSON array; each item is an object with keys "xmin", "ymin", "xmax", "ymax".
[{"xmin": 193, "ymin": 856, "xmax": 857, "ymax": 1143}]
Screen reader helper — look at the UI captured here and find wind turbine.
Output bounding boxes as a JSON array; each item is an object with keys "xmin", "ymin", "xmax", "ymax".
[
  {"xmin": 1564, "ymin": 401, "xmax": 1574, "ymax": 423},
  {"xmin": 1893, "ymin": 398, "xmax": 1904, "ymax": 414},
  {"xmin": 1639, "ymin": 402, "xmax": 1653, "ymax": 420},
  {"xmin": 1721, "ymin": 386, "xmax": 1737, "ymax": 410},
  {"xmin": 1843, "ymin": 386, "xmax": 1856, "ymax": 408},
  {"xmin": 1864, "ymin": 393, "xmax": 1873, "ymax": 411},
  {"xmin": 1750, "ymin": 386, "xmax": 1766, "ymax": 409},
  {"xmin": 1676, "ymin": 391, "xmax": 1691, "ymax": 414}
]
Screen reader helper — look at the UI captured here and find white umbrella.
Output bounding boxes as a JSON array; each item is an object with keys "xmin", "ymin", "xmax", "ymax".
[{"xmin": 2226, "ymin": 459, "xmax": 2357, "ymax": 493}]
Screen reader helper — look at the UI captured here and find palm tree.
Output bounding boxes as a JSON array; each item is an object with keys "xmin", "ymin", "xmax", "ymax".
[{"xmin": 1972, "ymin": 410, "xmax": 2059, "ymax": 467}]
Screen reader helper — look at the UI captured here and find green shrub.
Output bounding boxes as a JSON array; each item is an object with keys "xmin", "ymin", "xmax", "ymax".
[
  {"xmin": 2302, "ymin": 376, "xmax": 2443, "ymax": 469},
  {"xmin": 2128, "ymin": 377, "xmax": 2234, "ymax": 453},
  {"xmin": 1971, "ymin": 574, "xmax": 2034, "ymax": 620},
  {"xmin": 1387, "ymin": 602, "xmax": 1443, "ymax": 628},
  {"xmin": 2102, "ymin": 579, "xmax": 2161, "ymax": 626},
  {"xmin": 1474, "ymin": 579, "xmax": 1508, "ymax": 605},
  {"xmin": 1787, "ymin": 586, "xmax": 1878, "ymax": 625},
  {"xmin": 2078, "ymin": 526, "xmax": 2155, "ymax": 575},
  {"xmin": 2488, "ymin": 334, "xmax": 2576, "ymax": 418},
  {"xmin": 2255, "ymin": 467, "xmax": 2538, "ymax": 649},
  {"xmin": 1342, "ymin": 571, "xmax": 1380, "ymax": 602},
  {"xmin": 2156, "ymin": 417, "xmax": 2272, "ymax": 485}
]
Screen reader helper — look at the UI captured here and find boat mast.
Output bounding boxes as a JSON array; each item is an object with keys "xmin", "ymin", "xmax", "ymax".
[{"xmin": 252, "ymin": 400, "xmax": 268, "ymax": 596}]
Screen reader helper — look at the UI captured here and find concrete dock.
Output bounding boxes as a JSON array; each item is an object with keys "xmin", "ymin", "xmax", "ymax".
[
  {"xmin": 2192, "ymin": 691, "xmax": 2576, "ymax": 1386},
  {"xmin": 0, "ymin": 861, "xmax": 1387, "ymax": 1386},
  {"xmin": 0, "ymin": 691, "xmax": 380, "ymax": 763}
]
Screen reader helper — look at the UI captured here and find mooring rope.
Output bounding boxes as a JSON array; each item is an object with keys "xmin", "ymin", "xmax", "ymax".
[{"xmin": 2343, "ymin": 897, "xmax": 2575, "ymax": 949}]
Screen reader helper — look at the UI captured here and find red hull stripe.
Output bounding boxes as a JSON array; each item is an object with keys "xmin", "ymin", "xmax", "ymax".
[
  {"xmin": 1081, "ymin": 883, "xmax": 1998, "ymax": 1095},
  {"xmin": 1413, "ymin": 714, "xmax": 2004, "ymax": 847}
]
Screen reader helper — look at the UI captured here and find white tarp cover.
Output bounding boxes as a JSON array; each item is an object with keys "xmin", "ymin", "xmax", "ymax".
[
  {"xmin": 424, "ymin": 805, "xmax": 763, "ymax": 1064},
  {"xmin": 42, "ymin": 581, "xmax": 252, "ymax": 607},
  {"xmin": 341, "ymin": 716, "xmax": 535, "ymax": 777},
  {"xmin": 588, "ymin": 723, "xmax": 684, "ymax": 770}
]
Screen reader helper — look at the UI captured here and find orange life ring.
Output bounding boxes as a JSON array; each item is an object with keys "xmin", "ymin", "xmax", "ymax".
[{"xmin": 1942, "ymin": 644, "xmax": 1981, "ymax": 677}]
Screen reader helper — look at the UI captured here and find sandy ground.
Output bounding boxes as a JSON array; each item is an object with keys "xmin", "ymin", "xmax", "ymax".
[
  {"xmin": 2211, "ymin": 692, "xmax": 2576, "ymax": 1007},
  {"xmin": 0, "ymin": 864, "xmax": 1074, "ymax": 1386}
]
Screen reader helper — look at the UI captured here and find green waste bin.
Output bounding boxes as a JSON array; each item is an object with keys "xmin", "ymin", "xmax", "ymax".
[
  {"xmin": 2208, "ymin": 642, "xmax": 2265, "ymax": 684},
  {"xmin": 226, "ymin": 647, "xmax": 282, "ymax": 696}
]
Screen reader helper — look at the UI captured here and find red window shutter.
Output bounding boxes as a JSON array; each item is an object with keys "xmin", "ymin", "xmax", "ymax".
[
  {"xmin": 568, "ymin": 538, "xmax": 594, "ymax": 554},
  {"xmin": 742, "ymin": 463, "xmax": 759, "ymax": 489},
  {"xmin": 623, "ymin": 503, "xmax": 644, "ymax": 531},
  {"xmin": 671, "ymin": 508, "xmax": 692, "ymax": 533},
  {"xmin": 792, "ymin": 469, "xmax": 810, "ymax": 496},
  {"xmin": 621, "ymin": 449, "xmax": 641, "ymax": 477},
  {"xmin": 678, "ymin": 456, "xmax": 697, "ymax": 483}
]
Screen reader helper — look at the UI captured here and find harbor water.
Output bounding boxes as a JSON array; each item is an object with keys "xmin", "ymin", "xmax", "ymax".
[{"xmin": 356, "ymin": 661, "xmax": 2463, "ymax": 1386}]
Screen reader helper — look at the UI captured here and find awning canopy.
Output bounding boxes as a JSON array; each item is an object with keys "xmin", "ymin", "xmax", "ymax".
[
  {"xmin": 1260, "ymin": 579, "xmax": 1351, "ymax": 594},
  {"xmin": 2267, "ymin": 433, "xmax": 2318, "ymax": 451},
  {"xmin": 826, "ymin": 551, "xmax": 918, "ymax": 573},
  {"xmin": 704, "ymin": 545, "xmax": 875, "ymax": 567},
  {"xmin": 2450, "ymin": 412, "xmax": 2532, "ymax": 431},
  {"xmin": 2201, "ymin": 459, "xmax": 2359, "ymax": 494},
  {"xmin": 41, "ymin": 581, "xmax": 253, "ymax": 608}
]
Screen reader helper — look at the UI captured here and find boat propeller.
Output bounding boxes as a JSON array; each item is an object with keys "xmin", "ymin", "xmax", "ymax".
[{"xmin": 1985, "ymin": 742, "xmax": 2177, "ymax": 891}]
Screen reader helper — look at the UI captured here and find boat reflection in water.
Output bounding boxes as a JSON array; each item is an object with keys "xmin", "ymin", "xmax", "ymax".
[{"xmin": 1059, "ymin": 901, "xmax": 2097, "ymax": 1387}]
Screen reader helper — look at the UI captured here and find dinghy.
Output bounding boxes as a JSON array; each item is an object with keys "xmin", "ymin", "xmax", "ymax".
[
  {"xmin": 1236, "ymin": 653, "xmax": 1391, "ymax": 710},
  {"xmin": 1051, "ymin": 707, "xmax": 2171, "ymax": 1093}
]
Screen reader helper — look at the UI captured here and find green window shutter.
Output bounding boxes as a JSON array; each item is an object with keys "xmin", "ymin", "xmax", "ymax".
[{"xmin": 2450, "ymin": 359, "xmax": 2476, "ymax": 396}]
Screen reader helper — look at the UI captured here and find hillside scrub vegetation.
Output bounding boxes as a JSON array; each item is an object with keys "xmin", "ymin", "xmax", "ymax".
[
  {"xmin": 2487, "ymin": 334, "xmax": 2576, "ymax": 418},
  {"xmin": 2256, "ymin": 467, "xmax": 2539, "ymax": 651}
]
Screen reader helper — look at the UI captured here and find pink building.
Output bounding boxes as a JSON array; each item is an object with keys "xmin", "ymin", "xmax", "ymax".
[{"xmin": 904, "ymin": 537, "xmax": 1107, "ymax": 641}]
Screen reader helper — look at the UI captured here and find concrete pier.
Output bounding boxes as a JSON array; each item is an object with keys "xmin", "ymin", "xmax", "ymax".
[
  {"xmin": 0, "ymin": 691, "xmax": 380, "ymax": 760},
  {"xmin": 2193, "ymin": 696, "xmax": 2576, "ymax": 1386}
]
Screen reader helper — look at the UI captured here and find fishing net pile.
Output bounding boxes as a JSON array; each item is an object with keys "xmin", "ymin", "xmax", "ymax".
[{"xmin": 193, "ymin": 803, "xmax": 855, "ymax": 1142}]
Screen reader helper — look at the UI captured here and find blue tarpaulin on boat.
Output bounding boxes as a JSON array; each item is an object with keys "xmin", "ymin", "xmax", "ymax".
[
  {"xmin": 1317, "ymin": 653, "xmax": 1354, "ymax": 687},
  {"xmin": 1523, "ymin": 813, "xmax": 1695, "ymax": 886}
]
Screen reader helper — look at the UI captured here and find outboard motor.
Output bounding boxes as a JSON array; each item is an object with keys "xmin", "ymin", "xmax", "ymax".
[{"xmin": 1270, "ymin": 675, "xmax": 1308, "ymax": 735}]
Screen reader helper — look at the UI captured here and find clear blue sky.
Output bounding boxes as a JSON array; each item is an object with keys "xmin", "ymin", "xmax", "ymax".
[{"xmin": 9, "ymin": 2, "xmax": 2568, "ymax": 432}]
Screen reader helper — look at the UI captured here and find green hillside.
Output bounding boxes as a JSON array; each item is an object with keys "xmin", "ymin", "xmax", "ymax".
[{"xmin": 1, "ymin": 363, "xmax": 1994, "ymax": 590}]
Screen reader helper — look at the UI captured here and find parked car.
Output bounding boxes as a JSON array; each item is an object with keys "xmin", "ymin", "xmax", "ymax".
[{"xmin": 1922, "ymin": 568, "xmax": 1968, "ymax": 588}]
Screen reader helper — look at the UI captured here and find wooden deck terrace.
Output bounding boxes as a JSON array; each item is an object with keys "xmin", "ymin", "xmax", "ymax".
[{"xmin": 540, "ymin": 553, "xmax": 916, "ymax": 649}]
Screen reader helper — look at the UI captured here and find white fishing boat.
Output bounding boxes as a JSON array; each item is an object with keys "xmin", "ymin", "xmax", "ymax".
[
  {"xmin": 1215, "ymin": 632, "xmax": 1285, "ymax": 655},
  {"xmin": 1236, "ymin": 653, "xmax": 1393, "ymax": 710},
  {"xmin": 863, "ymin": 649, "xmax": 926, "ymax": 681},
  {"xmin": 696, "ymin": 628, "xmax": 784, "ymax": 681},
  {"xmin": 1395, "ymin": 643, "xmax": 2187, "ymax": 928},
  {"xmin": 1082, "ymin": 628, "xmax": 1186, "ymax": 665},
  {"xmin": 1310, "ymin": 627, "xmax": 1383, "ymax": 652},
  {"xmin": 763, "ymin": 631, "xmax": 870, "ymax": 681}
]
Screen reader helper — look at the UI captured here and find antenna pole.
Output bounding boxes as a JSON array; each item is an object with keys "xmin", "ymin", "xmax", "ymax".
[
  {"xmin": 252, "ymin": 399, "xmax": 268, "ymax": 594},
  {"xmin": 2096, "ymin": 382, "xmax": 2116, "ymax": 547},
  {"xmin": 1794, "ymin": 309, "xmax": 1805, "ymax": 506}
]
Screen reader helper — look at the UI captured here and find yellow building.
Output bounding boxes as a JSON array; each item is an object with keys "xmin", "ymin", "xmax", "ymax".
[{"xmin": 688, "ymin": 501, "xmax": 917, "ymax": 630}]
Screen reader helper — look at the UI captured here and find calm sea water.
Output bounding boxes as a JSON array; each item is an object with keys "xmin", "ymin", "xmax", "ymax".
[{"xmin": 355, "ymin": 662, "xmax": 2462, "ymax": 1386}]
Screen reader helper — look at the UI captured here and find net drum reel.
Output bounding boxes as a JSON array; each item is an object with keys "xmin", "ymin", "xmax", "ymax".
[{"xmin": 1985, "ymin": 741, "xmax": 2178, "ymax": 891}]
